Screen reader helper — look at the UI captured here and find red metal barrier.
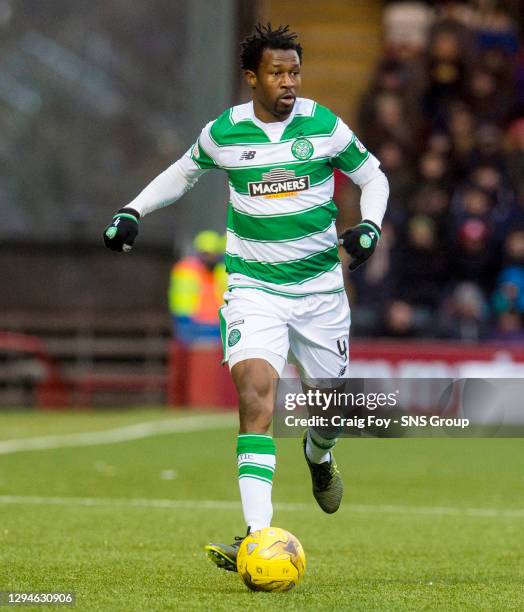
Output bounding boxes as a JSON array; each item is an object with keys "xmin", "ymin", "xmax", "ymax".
[
  {"xmin": 167, "ymin": 341, "xmax": 236, "ymax": 409},
  {"xmin": 0, "ymin": 332, "xmax": 71, "ymax": 408}
]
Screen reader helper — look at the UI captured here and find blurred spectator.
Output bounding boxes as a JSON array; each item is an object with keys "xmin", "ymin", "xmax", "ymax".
[
  {"xmin": 468, "ymin": 162, "xmax": 516, "ymax": 236},
  {"xmin": 449, "ymin": 215, "xmax": 498, "ymax": 294},
  {"xmin": 506, "ymin": 118, "xmax": 524, "ymax": 204},
  {"xmin": 375, "ymin": 140, "xmax": 415, "ymax": 209},
  {"xmin": 411, "ymin": 184, "xmax": 449, "ymax": 217},
  {"xmin": 359, "ymin": 58, "xmax": 422, "ymax": 130},
  {"xmin": 427, "ymin": 130, "xmax": 453, "ymax": 156},
  {"xmin": 350, "ymin": 222, "xmax": 396, "ymax": 336},
  {"xmin": 434, "ymin": 0, "xmax": 477, "ymax": 30},
  {"xmin": 468, "ymin": 124, "xmax": 507, "ymax": 169},
  {"xmin": 382, "ymin": 2, "xmax": 435, "ymax": 60},
  {"xmin": 489, "ymin": 311, "xmax": 524, "ymax": 343},
  {"xmin": 423, "ymin": 27, "xmax": 471, "ymax": 125},
  {"xmin": 492, "ymin": 267, "xmax": 524, "ymax": 316},
  {"xmin": 417, "ymin": 149, "xmax": 451, "ymax": 190},
  {"xmin": 503, "ymin": 227, "xmax": 524, "ymax": 267},
  {"xmin": 361, "ymin": 92, "xmax": 417, "ymax": 154},
  {"xmin": 447, "ymin": 102, "xmax": 476, "ymax": 175},
  {"xmin": 169, "ymin": 231, "xmax": 227, "ymax": 344},
  {"xmin": 465, "ymin": 67, "xmax": 512, "ymax": 125},
  {"xmin": 438, "ymin": 282, "xmax": 490, "ymax": 341},
  {"xmin": 516, "ymin": 49, "xmax": 524, "ymax": 114},
  {"xmin": 476, "ymin": 5, "xmax": 520, "ymax": 57},
  {"xmin": 379, "ymin": 300, "xmax": 433, "ymax": 338},
  {"xmin": 392, "ymin": 215, "xmax": 448, "ymax": 310},
  {"xmin": 409, "ymin": 184, "xmax": 450, "ymax": 241},
  {"xmin": 491, "ymin": 227, "xmax": 524, "ymax": 317}
]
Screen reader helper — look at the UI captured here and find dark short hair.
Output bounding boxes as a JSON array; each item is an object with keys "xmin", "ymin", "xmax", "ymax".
[{"xmin": 240, "ymin": 23, "xmax": 302, "ymax": 72}]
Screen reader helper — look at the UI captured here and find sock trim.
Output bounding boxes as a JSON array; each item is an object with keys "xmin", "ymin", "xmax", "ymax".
[
  {"xmin": 239, "ymin": 464, "xmax": 274, "ymax": 482},
  {"xmin": 238, "ymin": 461, "xmax": 275, "ymax": 472},
  {"xmin": 238, "ymin": 433, "xmax": 272, "ymax": 438},
  {"xmin": 237, "ymin": 434, "xmax": 276, "ymax": 456}
]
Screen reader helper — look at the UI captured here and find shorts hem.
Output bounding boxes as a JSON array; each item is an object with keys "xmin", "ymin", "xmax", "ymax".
[{"xmin": 228, "ymin": 349, "xmax": 286, "ymax": 377}]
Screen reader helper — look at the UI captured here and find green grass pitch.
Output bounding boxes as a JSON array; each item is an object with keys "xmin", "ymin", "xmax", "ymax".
[{"xmin": 0, "ymin": 409, "xmax": 523, "ymax": 611}]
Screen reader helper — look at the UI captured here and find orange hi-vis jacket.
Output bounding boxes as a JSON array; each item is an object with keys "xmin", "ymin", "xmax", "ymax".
[{"xmin": 169, "ymin": 256, "xmax": 227, "ymax": 324}]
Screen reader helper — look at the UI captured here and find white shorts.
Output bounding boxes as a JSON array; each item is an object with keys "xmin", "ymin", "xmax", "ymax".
[{"xmin": 219, "ymin": 288, "xmax": 350, "ymax": 381}]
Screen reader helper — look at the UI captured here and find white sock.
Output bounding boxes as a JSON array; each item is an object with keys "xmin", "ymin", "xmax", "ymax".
[
  {"xmin": 238, "ymin": 478, "xmax": 273, "ymax": 532},
  {"xmin": 306, "ymin": 429, "xmax": 337, "ymax": 464},
  {"xmin": 237, "ymin": 433, "xmax": 276, "ymax": 532}
]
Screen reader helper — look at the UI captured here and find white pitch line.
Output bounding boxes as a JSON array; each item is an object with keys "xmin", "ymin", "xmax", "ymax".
[
  {"xmin": 0, "ymin": 414, "xmax": 237, "ymax": 455},
  {"xmin": 0, "ymin": 495, "xmax": 522, "ymax": 518}
]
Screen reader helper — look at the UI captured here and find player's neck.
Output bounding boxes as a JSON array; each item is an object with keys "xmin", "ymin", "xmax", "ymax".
[{"xmin": 252, "ymin": 100, "xmax": 292, "ymax": 124}]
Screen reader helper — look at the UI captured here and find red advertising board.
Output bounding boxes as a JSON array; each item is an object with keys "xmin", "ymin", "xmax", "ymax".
[
  {"xmin": 349, "ymin": 341, "xmax": 524, "ymax": 378},
  {"xmin": 169, "ymin": 340, "xmax": 524, "ymax": 409}
]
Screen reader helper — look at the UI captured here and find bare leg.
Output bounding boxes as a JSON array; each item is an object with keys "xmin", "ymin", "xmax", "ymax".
[
  {"xmin": 231, "ymin": 358, "xmax": 279, "ymax": 532},
  {"xmin": 232, "ymin": 358, "xmax": 278, "ymax": 433}
]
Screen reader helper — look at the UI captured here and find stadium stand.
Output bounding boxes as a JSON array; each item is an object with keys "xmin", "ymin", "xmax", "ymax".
[{"xmin": 350, "ymin": 0, "xmax": 524, "ymax": 340}]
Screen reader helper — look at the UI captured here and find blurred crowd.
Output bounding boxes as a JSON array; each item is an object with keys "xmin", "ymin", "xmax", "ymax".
[{"xmin": 350, "ymin": 0, "xmax": 524, "ymax": 341}]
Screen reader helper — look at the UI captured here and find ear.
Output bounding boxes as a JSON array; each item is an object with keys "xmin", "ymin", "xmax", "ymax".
[{"xmin": 244, "ymin": 69, "xmax": 257, "ymax": 89}]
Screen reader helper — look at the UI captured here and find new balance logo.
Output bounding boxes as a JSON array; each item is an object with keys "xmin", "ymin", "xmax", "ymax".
[{"xmin": 240, "ymin": 150, "xmax": 256, "ymax": 160}]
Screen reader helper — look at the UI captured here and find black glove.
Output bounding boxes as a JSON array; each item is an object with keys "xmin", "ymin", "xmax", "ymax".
[
  {"xmin": 103, "ymin": 208, "xmax": 140, "ymax": 252},
  {"xmin": 339, "ymin": 219, "xmax": 381, "ymax": 271}
]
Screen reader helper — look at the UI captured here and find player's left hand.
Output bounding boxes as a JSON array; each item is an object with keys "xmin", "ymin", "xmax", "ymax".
[
  {"xmin": 339, "ymin": 219, "xmax": 381, "ymax": 271},
  {"xmin": 103, "ymin": 208, "xmax": 140, "ymax": 252}
]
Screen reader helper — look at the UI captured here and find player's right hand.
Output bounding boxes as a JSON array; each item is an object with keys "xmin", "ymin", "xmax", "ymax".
[{"xmin": 103, "ymin": 208, "xmax": 140, "ymax": 252}]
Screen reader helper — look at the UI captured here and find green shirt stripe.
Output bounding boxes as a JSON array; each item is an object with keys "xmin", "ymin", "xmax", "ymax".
[
  {"xmin": 191, "ymin": 139, "xmax": 218, "ymax": 169},
  {"xmin": 227, "ymin": 200, "xmax": 337, "ymax": 242},
  {"xmin": 226, "ymin": 245, "xmax": 339, "ymax": 286},
  {"xmin": 209, "ymin": 102, "xmax": 339, "ymax": 147},
  {"xmin": 218, "ymin": 306, "xmax": 227, "ymax": 362},
  {"xmin": 227, "ymin": 160, "xmax": 333, "ymax": 195},
  {"xmin": 280, "ymin": 103, "xmax": 338, "ymax": 140},
  {"xmin": 228, "ymin": 284, "xmax": 344, "ymax": 297},
  {"xmin": 210, "ymin": 108, "xmax": 271, "ymax": 146},
  {"xmin": 331, "ymin": 136, "xmax": 369, "ymax": 173}
]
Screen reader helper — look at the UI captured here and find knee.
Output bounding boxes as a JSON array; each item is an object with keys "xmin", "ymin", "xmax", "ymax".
[
  {"xmin": 234, "ymin": 362, "xmax": 275, "ymax": 432},
  {"xmin": 237, "ymin": 381, "xmax": 273, "ymax": 418},
  {"xmin": 234, "ymin": 362, "xmax": 275, "ymax": 403}
]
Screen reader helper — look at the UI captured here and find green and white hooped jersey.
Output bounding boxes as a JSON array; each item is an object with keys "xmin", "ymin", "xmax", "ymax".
[{"xmin": 190, "ymin": 98, "xmax": 381, "ymax": 297}]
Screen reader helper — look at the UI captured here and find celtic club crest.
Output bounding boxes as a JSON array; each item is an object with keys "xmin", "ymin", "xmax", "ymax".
[
  {"xmin": 359, "ymin": 234, "xmax": 372, "ymax": 249},
  {"xmin": 228, "ymin": 329, "xmax": 241, "ymax": 347},
  {"xmin": 291, "ymin": 137, "xmax": 314, "ymax": 160}
]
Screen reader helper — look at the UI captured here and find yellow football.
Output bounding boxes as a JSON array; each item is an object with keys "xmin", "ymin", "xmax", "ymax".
[{"xmin": 236, "ymin": 527, "xmax": 306, "ymax": 592}]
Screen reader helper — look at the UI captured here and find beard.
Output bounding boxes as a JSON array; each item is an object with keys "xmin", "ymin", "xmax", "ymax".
[{"xmin": 273, "ymin": 96, "xmax": 296, "ymax": 118}]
